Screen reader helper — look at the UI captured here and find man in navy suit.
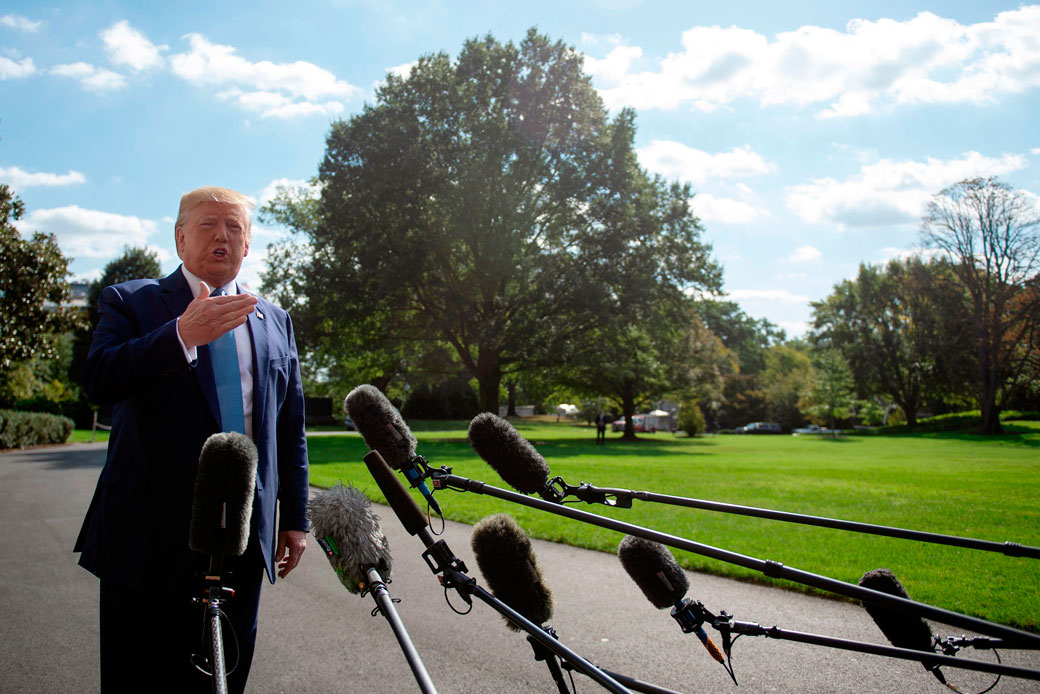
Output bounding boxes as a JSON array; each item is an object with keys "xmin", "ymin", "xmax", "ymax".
[{"xmin": 75, "ymin": 186, "xmax": 309, "ymax": 693}]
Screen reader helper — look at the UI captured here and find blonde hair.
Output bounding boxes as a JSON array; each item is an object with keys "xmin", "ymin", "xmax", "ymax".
[{"xmin": 175, "ymin": 186, "xmax": 256, "ymax": 231}]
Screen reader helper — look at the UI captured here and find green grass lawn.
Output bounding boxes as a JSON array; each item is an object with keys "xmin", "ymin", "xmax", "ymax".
[
  {"xmin": 69, "ymin": 429, "xmax": 110, "ymax": 443},
  {"xmin": 308, "ymin": 421, "xmax": 1040, "ymax": 630}
]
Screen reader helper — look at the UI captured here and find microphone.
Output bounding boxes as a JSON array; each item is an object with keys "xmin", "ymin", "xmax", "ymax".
[
  {"xmin": 364, "ymin": 450, "xmax": 431, "ymax": 537},
  {"xmin": 345, "ymin": 384, "xmax": 441, "ymax": 515},
  {"xmin": 471, "ymin": 514, "xmax": 554, "ymax": 631},
  {"xmin": 189, "ymin": 432, "xmax": 258, "ymax": 559},
  {"xmin": 859, "ymin": 568, "xmax": 947, "ymax": 685},
  {"xmin": 308, "ymin": 482, "xmax": 392, "ymax": 593},
  {"xmin": 617, "ymin": 535, "xmax": 727, "ymax": 667},
  {"xmin": 309, "ymin": 481, "xmax": 438, "ymax": 693},
  {"xmin": 467, "ymin": 413, "xmax": 553, "ymax": 498}
]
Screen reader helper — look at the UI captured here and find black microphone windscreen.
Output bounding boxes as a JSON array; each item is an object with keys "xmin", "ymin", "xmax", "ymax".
[
  {"xmin": 467, "ymin": 413, "xmax": 549, "ymax": 494},
  {"xmin": 345, "ymin": 385, "xmax": 416, "ymax": 469},
  {"xmin": 189, "ymin": 432, "xmax": 258, "ymax": 557},
  {"xmin": 617, "ymin": 535, "xmax": 689, "ymax": 609},
  {"xmin": 471, "ymin": 514, "xmax": 554, "ymax": 631},
  {"xmin": 308, "ymin": 482, "xmax": 392, "ymax": 593},
  {"xmin": 363, "ymin": 450, "xmax": 428, "ymax": 536},
  {"xmin": 859, "ymin": 568, "xmax": 935, "ymax": 652}
]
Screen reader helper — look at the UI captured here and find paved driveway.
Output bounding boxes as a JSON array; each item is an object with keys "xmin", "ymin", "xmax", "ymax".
[{"xmin": 2, "ymin": 442, "xmax": 1037, "ymax": 693}]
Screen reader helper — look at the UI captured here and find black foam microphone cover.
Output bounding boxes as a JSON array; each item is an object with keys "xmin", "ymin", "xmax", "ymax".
[
  {"xmin": 859, "ymin": 568, "xmax": 935, "ymax": 652},
  {"xmin": 471, "ymin": 514, "xmax": 554, "ymax": 631},
  {"xmin": 467, "ymin": 413, "xmax": 550, "ymax": 494},
  {"xmin": 308, "ymin": 482, "xmax": 392, "ymax": 593},
  {"xmin": 189, "ymin": 432, "xmax": 258, "ymax": 557},
  {"xmin": 617, "ymin": 535, "xmax": 690, "ymax": 608},
  {"xmin": 363, "ymin": 450, "xmax": 429, "ymax": 536},
  {"xmin": 345, "ymin": 384, "xmax": 417, "ymax": 469}
]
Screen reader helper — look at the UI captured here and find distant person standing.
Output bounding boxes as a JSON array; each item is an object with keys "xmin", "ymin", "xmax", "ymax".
[{"xmin": 596, "ymin": 411, "xmax": 609, "ymax": 445}]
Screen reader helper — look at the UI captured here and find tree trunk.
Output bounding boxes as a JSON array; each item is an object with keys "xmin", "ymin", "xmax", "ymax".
[
  {"xmin": 979, "ymin": 378, "xmax": 1003, "ymax": 434},
  {"xmin": 506, "ymin": 380, "xmax": 518, "ymax": 417},
  {"xmin": 476, "ymin": 347, "xmax": 501, "ymax": 414},
  {"xmin": 620, "ymin": 383, "xmax": 637, "ymax": 441}
]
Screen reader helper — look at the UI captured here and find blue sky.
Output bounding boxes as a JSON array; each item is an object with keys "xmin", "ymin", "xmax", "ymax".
[{"xmin": 2, "ymin": 1, "xmax": 1038, "ymax": 336}]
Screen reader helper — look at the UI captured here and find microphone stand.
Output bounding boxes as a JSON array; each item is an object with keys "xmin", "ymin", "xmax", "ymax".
[
  {"xmin": 677, "ymin": 599, "xmax": 1040, "ymax": 683},
  {"xmin": 547, "ymin": 478, "xmax": 1040, "ymax": 559},
  {"xmin": 193, "ymin": 555, "xmax": 233, "ymax": 694},
  {"xmin": 527, "ymin": 627, "xmax": 570, "ymax": 694},
  {"xmin": 365, "ymin": 451, "xmax": 633, "ymax": 694},
  {"xmin": 361, "ymin": 565, "xmax": 438, "ymax": 694},
  {"xmin": 428, "ymin": 468, "xmax": 1040, "ymax": 655},
  {"xmin": 528, "ymin": 625, "xmax": 686, "ymax": 694}
]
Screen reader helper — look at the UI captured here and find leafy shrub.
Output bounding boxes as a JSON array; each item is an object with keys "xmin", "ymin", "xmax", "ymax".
[
  {"xmin": 676, "ymin": 400, "xmax": 706, "ymax": 437},
  {"xmin": 0, "ymin": 409, "xmax": 74, "ymax": 449}
]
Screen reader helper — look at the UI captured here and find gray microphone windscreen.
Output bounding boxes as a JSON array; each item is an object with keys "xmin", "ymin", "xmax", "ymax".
[
  {"xmin": 308, "ymin": 482, "xmax": 392, "ymax": 593},
  {"xmin": 189, "ymin": 432, "xmax": 258, "ymax": 557},
  {"xmin": 345, "ymin": 384, "xmax": 416, "ymax": 469},
  {"xmin": 859, "ymin": 568, "xmax": 935, "ymax": 652},
  {"xmin": 471, "ymin": 514, "xmax": 554, "ymax": 631},
  {"xmin": 617, "ymin": 535, "xmax": 689, "ymax": 609},
  {"xmin": 467, "ymin": 413, "xmax": 549, "ymax": 494}
]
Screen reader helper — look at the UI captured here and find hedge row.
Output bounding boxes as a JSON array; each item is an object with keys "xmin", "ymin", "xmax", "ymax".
[
  {"xmin": 0, "ymin": 409, "xmax": 75, "ymax": 450},
  {"xmin": 868, "ymin": 409, "xmax": 1040, "ymax": 435}
]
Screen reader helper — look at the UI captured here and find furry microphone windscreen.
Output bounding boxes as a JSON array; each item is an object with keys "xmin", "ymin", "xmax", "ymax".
[
  {"xmin": 467, "ymin": 413, "xmax": 550, "ymax": 495},
  {"xmin": 344, "ymin": 384, "xmax": 417, "ymax": 469},
  {"xmin": 308, "ymin": 482, "xmax": 392, "ymax": 594},
  {"xmin": 858, "ymin": 568, "xmax": 935, "ymax": 652},
  {"xmin": 617, "ymin": 535, "xmax": 690, "ymax": 609},
  {"xmin": 189, "ymin": 432, "xmax": 258, "ymax": 557},
  {"xmin": 471, "ymin": 514, "xmax": 554, "ymax": 631}
]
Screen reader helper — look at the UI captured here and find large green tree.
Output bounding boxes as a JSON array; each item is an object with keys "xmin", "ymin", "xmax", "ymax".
[
  {"xmin": 800, "ymin": 349, "xmax": 856, "ymax": 432},
  {"xmin": 810, "ymin": 258, "xmax": 972, "ymax": 425},
  {"xmin": 760, "ymin": 341, "xmax": 813, "ymax": 430},
  {"xmin": 0, "ymin": 182, "xmax": 79, "ymax": 401},
  {"xmin": 921, "ymin": 177, "xmax": 1040, "ymax": 433},
  {"xmin": 265, "ymin": 29, "xmax": 719, "ymax": 413}
]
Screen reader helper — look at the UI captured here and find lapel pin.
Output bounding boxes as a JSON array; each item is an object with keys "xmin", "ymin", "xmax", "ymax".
[{"xmin": 257, "ymin": 309, "xmax": 264, "ymax": 320}]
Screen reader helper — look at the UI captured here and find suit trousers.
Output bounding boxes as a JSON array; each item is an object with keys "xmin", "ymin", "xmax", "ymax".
[{"xmin": 99, "ymin": 541, "xmax": 264, "ymax": 694}]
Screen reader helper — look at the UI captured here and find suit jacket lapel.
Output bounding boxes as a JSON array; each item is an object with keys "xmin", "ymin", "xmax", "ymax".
[
  {"xmin": 246, "ymin": 296, "xmax": 269, "ymax": 439},
  {"xmin": 161, "ymin": 267, "xmax": 221, "ymax": 428}
]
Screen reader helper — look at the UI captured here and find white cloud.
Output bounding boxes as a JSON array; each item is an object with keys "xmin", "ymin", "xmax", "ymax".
[
  {"xmin": 787, "ymin": 245, "xmax": 822, "ymax": 262},
  {"xmin": 785, "ymin": 150, "xmax": 1028, "ymax": 228},
  {"xmin": 217, "ymin": 88, "xmax": 345, "ymax": 119},
  {"xmin": 0, "ymin": 14, "xmax": 41, "ymax": 32},
  {"xmin": 50, "ymin": 62, "xmax": 127, "ymax": 91},
  {"xmin": 387, "ymin": 61, "xmax": 416, "ymax": 79},
  {"xmin": 778, "ymin": 320, "xmax": 810, "ymax": 337},
  {"xmin": 638, "ymin": 141, "xmax": 775, "ymax": 183},
  {"xmin": 18, "ymin": 206, "xmax": 158, "ymax": 260},
  {"xmin": 878, "ymin": 246, "xmax": 942, "ymax": 263},
  {"xmin": 101, "ymin": 20, "xmax": 166, "ymax": 71},
  {"xmin": 0, "ymin": 166, "xmax": 86, "ymax": 188},
  {"xmin": 585, "ymin": 7, "xmax": 1040, "ymax": 117},
  {"xmin": 1032, "ymin": 147, "xmax": 1040, "ymax": 155},
  {"xmin": 725, "ymin": 288, "xmax": 811, "ymax": 304},
  {"xmin": 169, "ymin": 33, "xmax": 359, "ymax": 118},
  {"xmin": 692, "ymin": 193, "xmax": 768, "ymax": 224},
  {"xmin": 256, "ymin": 177, "xmax": 321, "ymax": 210},
  {"xmin": 0, "ymin": 56, "xmax": 35, "ymax": 79}
]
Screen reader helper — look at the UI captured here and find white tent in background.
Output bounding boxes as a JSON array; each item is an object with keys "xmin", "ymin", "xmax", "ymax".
[
  {"xmin": 555, "ymin": 403, "xmax": 579, "ymax": 418},
  {"xmin": 646, "ymin": 409, "xmax": 674, "ymax": 432}
]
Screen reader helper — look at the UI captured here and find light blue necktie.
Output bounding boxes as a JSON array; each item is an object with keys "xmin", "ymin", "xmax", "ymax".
[{"xmin": 208, "ymin": 287, "xmax": 246, "ymax": 434}]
